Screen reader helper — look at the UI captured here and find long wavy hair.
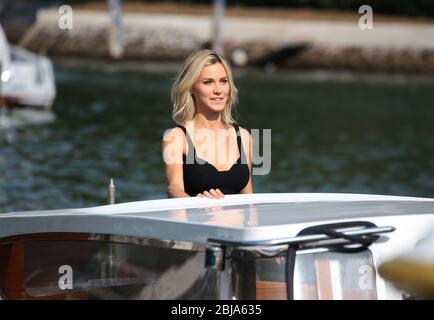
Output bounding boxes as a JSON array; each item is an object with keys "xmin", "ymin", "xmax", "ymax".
[{"xmin": 171, "ymin": 49, "xmax": 238, "ymax": 126}]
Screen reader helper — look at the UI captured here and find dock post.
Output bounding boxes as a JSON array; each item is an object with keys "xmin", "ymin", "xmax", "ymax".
[
  {"xmin": 107, "ymin": 178, "xmax": 115, "ymax": 204},
  {"xmin": 212, "ymin": 0, "xmax": 225, "ymax": 55},
  {"xmin": 107, "ymin": 0, "xmax": 124, "ymax": 59}
]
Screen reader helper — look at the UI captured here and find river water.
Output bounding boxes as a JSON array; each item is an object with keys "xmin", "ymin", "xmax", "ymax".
[{"xmin": 1, "ymin": 60, "xmax": 434, "ymax": 212}]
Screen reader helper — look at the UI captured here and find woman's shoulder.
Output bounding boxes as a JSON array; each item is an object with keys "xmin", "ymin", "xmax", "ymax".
[
  {"xmin": 163, "ymin": 126, "xmax": 185, "ymax": 140},
  {"xmin": 162, "ymin": 126, "xmax": 188, "ymax": 153},
  {"xmin": 162, "ymin": 126, "xmax": 187, "ymax": 151},
  {"xmin": 233, "ymin": 125, "xmax": 251, "ymax": 155}
]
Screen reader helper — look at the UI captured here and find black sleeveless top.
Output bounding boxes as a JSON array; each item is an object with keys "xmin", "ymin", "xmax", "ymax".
[{"xmin": 178, "ymin": 125, "xmax": 250, "ymax": 196}]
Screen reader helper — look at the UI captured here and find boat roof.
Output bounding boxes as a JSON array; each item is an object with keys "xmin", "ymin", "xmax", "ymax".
[{"xmin": 1, "ymin": 193, "xmax": 434, "ymax": 244}]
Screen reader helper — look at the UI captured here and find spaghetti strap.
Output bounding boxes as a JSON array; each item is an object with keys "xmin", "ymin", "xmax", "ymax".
[
  {"xmin": 234, "ymin": 124, "xmax": 242, "ymax": 154},
  {"xmin": 177, "ymin": 125, "xmax": 195, "ymax": 156},
  {"xmin": 234, "ymin": 124, "xmax": 246, "ymax": 165},
  {"xmin": 176, "ymin": 125, "xmax": 186, "ymax": 134}
]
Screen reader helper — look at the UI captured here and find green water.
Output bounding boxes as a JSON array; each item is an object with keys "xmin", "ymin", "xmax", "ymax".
[{"xmin": 1, "ymin": 60, "xmax": 434, "ymax": 212}]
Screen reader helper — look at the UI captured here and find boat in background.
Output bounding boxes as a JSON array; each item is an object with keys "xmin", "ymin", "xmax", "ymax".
[
  {"xmin": 1, "ymin": 192, "xmax": 434, "ymax": 300},
  {"xmin": 0, "ymin": 23, "xmax": 55, "ymax": 129}
]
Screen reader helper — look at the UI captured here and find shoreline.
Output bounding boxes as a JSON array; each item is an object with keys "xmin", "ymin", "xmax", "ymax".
[
  {"xmin": 53, "ymin": 56, "xmax": 434, "ymax": 84},
  {"xmin": 16, "ymin": 8, "xmax": 434, "ymax": 74}
]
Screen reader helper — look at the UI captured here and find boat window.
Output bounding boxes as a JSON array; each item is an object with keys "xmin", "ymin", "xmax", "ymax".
[
  {"xmin": 293, "ymin": 249, "xmax": 377, "ymax": 299},
  {"xmin": 0, "ymin": 238, "xmax": 218, "ymax": 300},
  {"xmin": 254, "ymin": 249, "xmax": 377, "ymax": 300}
]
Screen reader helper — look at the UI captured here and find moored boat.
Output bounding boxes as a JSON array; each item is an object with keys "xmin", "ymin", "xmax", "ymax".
[{"xmin": 0, "ymin": 23, "xmax": 56, "ymax": 131}]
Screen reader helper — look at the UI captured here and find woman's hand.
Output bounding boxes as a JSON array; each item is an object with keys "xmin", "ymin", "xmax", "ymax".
[{"xmin": 196, "ymin": 189, "xmax": 225, "ymax": 199}]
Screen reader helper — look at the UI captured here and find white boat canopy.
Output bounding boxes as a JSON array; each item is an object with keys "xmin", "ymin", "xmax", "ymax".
[{"xmin": 1, "ymin": 193, "xmax": 434, "ymax": 244}]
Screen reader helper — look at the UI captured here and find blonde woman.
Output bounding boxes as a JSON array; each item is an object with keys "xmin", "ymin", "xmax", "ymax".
[{"xmin": 162, "ymin": 50, "xmax": 253, "ymax": 199}]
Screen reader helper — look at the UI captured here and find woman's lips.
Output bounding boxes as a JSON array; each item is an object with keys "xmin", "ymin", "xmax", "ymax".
[{"xmin": 210, "ymin": 97, "xmax": 225, "ymax": 102}]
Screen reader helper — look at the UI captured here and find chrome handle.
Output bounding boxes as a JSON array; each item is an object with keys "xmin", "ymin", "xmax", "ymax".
[{"xmin": 208, "ymin": 226, "xmax": 395, "ymax": 248}]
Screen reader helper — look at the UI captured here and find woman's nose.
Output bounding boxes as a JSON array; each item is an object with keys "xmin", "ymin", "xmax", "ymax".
[{"xmin": 213, "ymin": 84, "xmax": 222, "ymax": 94}]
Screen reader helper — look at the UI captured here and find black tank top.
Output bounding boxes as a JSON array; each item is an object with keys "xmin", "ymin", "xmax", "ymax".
[{"xmin": 178, "ymin": 124, "xmax": 250, "ymax": 196}]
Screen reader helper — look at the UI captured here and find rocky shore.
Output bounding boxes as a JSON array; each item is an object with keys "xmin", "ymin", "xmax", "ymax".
[{"xmin": 17, "ymin": 8, "xmax": 434, "ymax": 74}]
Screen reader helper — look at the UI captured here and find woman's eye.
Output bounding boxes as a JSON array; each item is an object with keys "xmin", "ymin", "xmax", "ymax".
[
  {"xmin": 220, "ymin": 79, "xmax": 228, "ymax": 84},
  {"xmin": 203, "ymin": 80, "xmax": 212, "ymax": 84}
]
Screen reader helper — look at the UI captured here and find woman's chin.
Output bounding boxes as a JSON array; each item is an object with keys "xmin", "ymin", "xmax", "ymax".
[
  {"xmin": 196, "ymin": 100, "xmax": 227, "ymax": 115},
  {"xmin": 210, "ymin": 101, "xmax": 227, "ymax": 111},
  {"xmin": 202, "ymin": 105, "xmax": 225, "ymax": 114}
]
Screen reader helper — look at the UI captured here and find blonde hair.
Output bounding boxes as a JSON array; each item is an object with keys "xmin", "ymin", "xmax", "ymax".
[{"xmin": 171, "ymin": 49, "xmax": 238, "ymax": 126}]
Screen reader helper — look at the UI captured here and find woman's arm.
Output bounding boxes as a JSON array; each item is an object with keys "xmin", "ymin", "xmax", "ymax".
[
  {"xmin": 240, "ymin": 127, "xmax": 253, "ymax": 194},
  {"xmin": 162, "ymin": 128, "xmax": 190, "ymax": 198}
]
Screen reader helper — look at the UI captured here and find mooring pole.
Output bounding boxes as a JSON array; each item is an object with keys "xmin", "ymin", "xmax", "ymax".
[
  {"xmin": 107, "ymin": 178, "xmax": 115, "ymax": 204},
  {"xmin": 212, "ymin": 0, "xmax": 225, "ymax": 55},
  {"xmin": 107, "ymin": 0, "xmax": 124, "ymax": 59}
]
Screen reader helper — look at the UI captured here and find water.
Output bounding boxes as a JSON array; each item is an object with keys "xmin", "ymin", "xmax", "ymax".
[{"xmin": 1, "ymin": 60, "xmax": 434, "ymax": 212}]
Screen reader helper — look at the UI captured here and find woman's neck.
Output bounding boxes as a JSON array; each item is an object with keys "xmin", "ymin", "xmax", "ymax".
[{"xmin": 192, "ymin": 112, "xmax": 226, "ymax": 131}]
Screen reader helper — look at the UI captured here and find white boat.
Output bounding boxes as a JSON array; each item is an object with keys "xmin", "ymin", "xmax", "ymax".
[
  {"xmin": 1, "ymin": 193, "xmax": 434, "ymax": 300},
  {"xmin": 0, "ymin": 23, "xmax": 56, "ymax": 110}
]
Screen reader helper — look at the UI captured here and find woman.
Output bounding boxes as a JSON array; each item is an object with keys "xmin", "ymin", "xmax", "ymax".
[{"xmin": 162, "ymin": 50, "xmax": 253, "ymax": 199}]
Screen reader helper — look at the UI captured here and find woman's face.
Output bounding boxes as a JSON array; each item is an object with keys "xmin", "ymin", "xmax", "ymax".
[{"xmin": 191, "ymin": 62, "xmax": 230, "ymax": 114}]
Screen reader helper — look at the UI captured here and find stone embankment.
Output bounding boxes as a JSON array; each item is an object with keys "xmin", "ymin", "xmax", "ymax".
[{"xmin": 19, "ymin": 8, "xmax": 434, "ymax": 73}]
